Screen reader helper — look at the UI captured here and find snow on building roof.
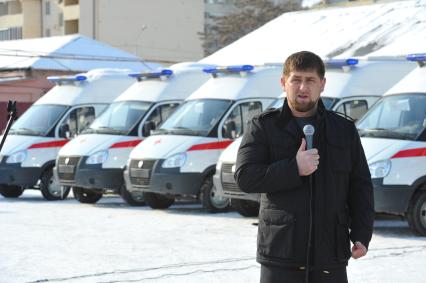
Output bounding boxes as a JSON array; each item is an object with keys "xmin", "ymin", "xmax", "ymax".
[
  {"xmin": 200, "ymin": 0, "xmax": 426, "ymax": 65},
  {"xmin": 0, "ymin": 34, "xmax": 161, "ymax": 72}
]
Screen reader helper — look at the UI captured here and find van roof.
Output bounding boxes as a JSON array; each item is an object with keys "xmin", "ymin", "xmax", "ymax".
[
  {"xmin": 322, "ymin": 59, "xmax": 416, "ymax": 99},
  {"xmin": 35, "ymin": 68, "xmax": 134, "ymax": 106},
  {"xmin": 385, "ymin": 64, "xmax": 426, "ymax": 96},
  {"xmin": 186, "ymin": 64, "xmax": 283, "ymax": 101},
  {"xmin": 115, "ymin": 62, "xmax": 214, "ymax": 103}
]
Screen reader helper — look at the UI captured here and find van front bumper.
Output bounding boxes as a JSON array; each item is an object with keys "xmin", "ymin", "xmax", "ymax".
[
  {"xmin": 0, "ymin": 159, "xmax": 41, "ymax": 186},
  {"xmin": 57, "ymin": 156, "xmax": 123, "ymax": 192},
  {"xmin": 127, "ymin": 159, "xmax": 203, "ymax": 197},
  {"xmin": 373, "ymin": 178, "xmax": 416, "ymax": 214}
]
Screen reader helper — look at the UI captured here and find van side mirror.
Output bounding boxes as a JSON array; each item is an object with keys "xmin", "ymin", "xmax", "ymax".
[
  {"xmin": 222, "ymin": 120, "xmax": 237, "ymax": 139},
  {"xmin": 59, "ymin": 124, "xmax": 70, "ymax": 139},
  {"xmin": 143, "ymin": 121, "xmax": 156, "ymax": 137}
]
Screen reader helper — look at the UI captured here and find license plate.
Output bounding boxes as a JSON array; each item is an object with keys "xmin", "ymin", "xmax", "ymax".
[
  {"xmin": 221, "ymin": 173, "xmax": 236, "ymax": 184},
  {"xmin": 58, "ymin": 165, "xmax": 75, "ymax": 174},
  {"xmin": 130, "ymin": 168, "xmax": 151, "ymax": 178}
]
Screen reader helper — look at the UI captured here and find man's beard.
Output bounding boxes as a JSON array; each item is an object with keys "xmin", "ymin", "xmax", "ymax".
[{"xmin": 290, "ymin": 97, "xmax": 319, "ymax": 113}]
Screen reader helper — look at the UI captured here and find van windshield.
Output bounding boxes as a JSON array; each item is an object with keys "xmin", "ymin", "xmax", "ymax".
[
  {"xmin": 357, "ymin": 94, "xmax": 426, "ymax": 140},
  {"xmin": 86, "ymin": 101, "xmax": 152, "ymax": 135},
  {"xmin": 9, "ymin": 104, "xmax": 68, "ymax": 136},
  {"xmin": 156, "ymin": 99, "xmax": 232, "ymax": 137}
]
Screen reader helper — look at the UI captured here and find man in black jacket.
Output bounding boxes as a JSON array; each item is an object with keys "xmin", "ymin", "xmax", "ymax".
[{"xmin": 235, "ymin": 51, "xmax": 374, "ymax": 283}]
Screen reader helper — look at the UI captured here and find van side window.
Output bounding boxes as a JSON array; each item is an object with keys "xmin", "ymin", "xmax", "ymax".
[
  {"xmin": 336, "ymin": 100, "xmax": 368, "ymax": 121},
  {"xmin": 147, "ymin": 103, "xmax": 180, "ymax": 129},
  {"xmin": 59, "ymin": 106, "xmax": 96, "ymax": 138},
  {"xmin": 222, "ymin": 101, "xmax": 262, "ymax": 139}
]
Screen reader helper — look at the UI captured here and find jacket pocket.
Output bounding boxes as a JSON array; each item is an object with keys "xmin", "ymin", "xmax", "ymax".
[
  {"xmin": 258, "ymin": 208, "xmax": 296, "ymax": 259},
  {"xmin": 335, "ymin": 212, "xmax": 351, "ymax": 261},
  {"xmin": 327, "ymin": 136, "xmax": 352, "ymax": 173}
]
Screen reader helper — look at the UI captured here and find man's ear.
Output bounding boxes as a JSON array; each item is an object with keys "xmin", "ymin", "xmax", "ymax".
[
  {"xmin": 320, "ymin": 77, "xmax": 326, "ymax": 92},
  {"xmin": 280, "ymin": 76, "xmax": 286, "ymax": 91}
]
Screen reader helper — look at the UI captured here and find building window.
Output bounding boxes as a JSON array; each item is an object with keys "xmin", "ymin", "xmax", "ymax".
[
  {"xmin": 45, "ymin": 1, "xmax": 50, "ymax": 15},
  {"xmin": 0, "ymin": 27, "xmax": 23, "ymax": 41},
  {"xmin": 46, "ymin": 28, "xmax": 51, "ymax": 37}
]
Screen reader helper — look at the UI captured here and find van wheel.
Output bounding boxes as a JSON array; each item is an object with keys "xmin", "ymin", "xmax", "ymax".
[
  {"xmin": 200, "ymin": 176, "xmax": 229, "ymax": 212},
  {"xmin": 231, "ymin": 199, "xmax": 259, "ymax": 217},
  {"xmin": 407, "ymin": 189, "xmax": 426, "ymax": 236},
  {"xmin": 143, "ymin": 192, "xmax": 174, "ymax": 209},
  {"xmin": 40, "ymin": 168, "xmax": 70, "ymax": 200},
  {"xmin": 0, "ymin": 185, "xmax": 24, "ymax": 198},
  {"xmin": 120, "ymin": 185, "xmax": 145, "ymax": 206},
  {"xmin": 73, "ymin": 187, "xmax": 102, "ymax": 204}
]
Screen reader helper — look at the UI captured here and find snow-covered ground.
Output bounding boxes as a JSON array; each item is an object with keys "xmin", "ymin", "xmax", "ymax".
[{"xmin": 0, "ymin": 190, "xmax": 425, "ymax": 283}]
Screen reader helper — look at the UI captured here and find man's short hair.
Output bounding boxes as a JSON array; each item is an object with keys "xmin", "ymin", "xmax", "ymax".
[{"xmin": 283, "ymin": 51, "xmax": 325, "ymax": 79}]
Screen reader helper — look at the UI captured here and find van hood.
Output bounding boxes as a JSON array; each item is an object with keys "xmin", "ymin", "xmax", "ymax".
[
  {"xmin": 360, "ymin": 137, "xmax": 412, "ymax": 163},
  {"xmin": 0, "ymin": 135, "xmax": 58, "ymax": 155},
  {"xmin": 59, "ymin": 134, "xmax": 141, "ymax": 156},
  {"xmin": 130, "ymin": 135, "xmax": 217, "ymax": 160}
]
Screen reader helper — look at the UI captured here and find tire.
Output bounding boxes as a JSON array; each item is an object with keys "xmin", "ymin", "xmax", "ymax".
[
  {"xmin": 120, "ymin": 185, "xmax": 145, "ymax": 206},
  {"xmin": 143, "ymin": 192, "xmax": 174, "ymax": 209},
  {"xmin": 40, "ymin": 168, "xmax": 71, "ymax": 200},
  {"xmin": 0, "ymin": 185, "xmax": 24, "ymax": 198},
  {"xmin": 407, "ymin": 189, "xmax": 426, "ymax": 236},
  {"xmin": 200, "ymin": 175, "xmax": 230, "ymax": 212},
  {"xmin": 231, "ymin": 199, "xmax": 260, "ymax": 217},
  {"xmin": 73, "ymin": 187, "xmax": 103, "ymax": 204}
]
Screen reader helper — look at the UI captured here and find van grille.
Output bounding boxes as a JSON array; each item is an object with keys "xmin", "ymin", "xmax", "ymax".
[
  {"xmin": 221, "ymin": 163, "xmax": 241, "ymax": 193},
  {"xmin": 57, "ymin": 156, "xmax": 81, "ymax": 181},
  {"xmin": 129, "ymin": 159, "xmax": 156, "ymax": 187}
]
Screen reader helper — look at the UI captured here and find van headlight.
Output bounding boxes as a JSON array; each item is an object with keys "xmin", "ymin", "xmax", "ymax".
[
  {"xmin": 86, "ymin": 151, "xmax": 108, "ymax": 164},
  {"xmin": 6, "ymin": 150, "xmax": 27, "ymax": 164},
  {"xmin": 162, "ymin": 152, "xmax": 186, "ymax": 168},
  {"xmin": 369, "ymin": 160, "xmax": 391, "ymax": 179}
]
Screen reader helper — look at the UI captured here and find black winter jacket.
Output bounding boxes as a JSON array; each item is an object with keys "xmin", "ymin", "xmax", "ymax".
[{"xmin": 235, "ymin": 99, "xmax": 374, "ymax": 270}]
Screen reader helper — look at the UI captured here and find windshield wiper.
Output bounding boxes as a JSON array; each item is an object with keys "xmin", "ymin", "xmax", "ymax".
[
  {"xmin": 13, "ymin": 128, "xmax": 43, "ymax": 136},
  {"xmin": 359, "ymin": 128, "xmax": 414, "ymax": 140},
  {"xmin": 170, "ymin": 127, "xmax": 205, "ymax": 136},
  {"xmin": 95, "ymin": 126, "xmax": 127, "ymax": 134}
]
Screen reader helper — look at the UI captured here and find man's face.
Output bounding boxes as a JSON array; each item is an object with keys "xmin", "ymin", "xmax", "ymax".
[{"xmin": 281, "ymin": 69, "xmax": 325, "ymax": 114}]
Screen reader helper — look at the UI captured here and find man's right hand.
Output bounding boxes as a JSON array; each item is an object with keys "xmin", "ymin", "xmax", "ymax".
[{"xmin": 296, "ymin": 138, "xmax": 320, "ymax": 176}]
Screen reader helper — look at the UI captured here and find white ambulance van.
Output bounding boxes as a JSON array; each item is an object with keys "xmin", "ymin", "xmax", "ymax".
[
  {"xmin": 55, "ymin": 63, "xmax": 213, "ymax": 205},
  {"xmin": 214, "ymin": 58, "xmax": 417, "ymax": 217},
  {"xmin": 124, "ymin": 64, "xmax": 282, "ymax": 211},
  {"xmin": 357, "ymin": 53, "xmax": 426, "ymax": 236},
  {"xmin": 0, "ymin": 69, "xmax": 134, "ymax": 200}
]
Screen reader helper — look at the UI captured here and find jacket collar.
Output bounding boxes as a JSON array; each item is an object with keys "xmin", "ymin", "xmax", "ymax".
[{"xmin": 276, "ymin": 97, "xmax": 326, "ymax": 129}]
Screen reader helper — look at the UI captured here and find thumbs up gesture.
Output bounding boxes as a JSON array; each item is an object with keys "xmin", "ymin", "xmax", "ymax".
[{"xmin": 296, "ymin": 138, "xmax": 320, "ymax": 176}]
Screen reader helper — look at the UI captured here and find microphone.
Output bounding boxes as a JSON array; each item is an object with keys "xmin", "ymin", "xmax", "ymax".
[{"xmin": 303, "ymin": 124, "xmax": 315, "ymax": 150}]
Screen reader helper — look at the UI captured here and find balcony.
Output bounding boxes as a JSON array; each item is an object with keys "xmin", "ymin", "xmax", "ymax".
[{"xmin": 63, "ymin": 3, "xmax": 79, "ymax": 21}]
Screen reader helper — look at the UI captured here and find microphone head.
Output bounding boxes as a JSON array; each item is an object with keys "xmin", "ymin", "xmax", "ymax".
[{"xmin": 303, "ymin": 124, "xmax": 315, "ymax": 136}]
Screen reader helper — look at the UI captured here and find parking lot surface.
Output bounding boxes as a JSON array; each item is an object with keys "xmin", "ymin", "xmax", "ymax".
[{"xmin": 1, "ymin": 191, "xmax": 425, "ymax": 283}]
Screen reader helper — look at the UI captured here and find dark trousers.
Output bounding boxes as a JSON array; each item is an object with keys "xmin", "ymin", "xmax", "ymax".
[{"xmin": 260, "ymin": 264, "xmax": 348, "ymax": 283}]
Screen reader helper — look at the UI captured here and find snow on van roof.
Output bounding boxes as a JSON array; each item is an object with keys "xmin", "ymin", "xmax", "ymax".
[
  {"xmin": 200, "ymin": 0, "xmax": 426, "ymax": 65},
  {"xmin": 0, "ymin": 35, "xmax": 160, "ymax": 72}
]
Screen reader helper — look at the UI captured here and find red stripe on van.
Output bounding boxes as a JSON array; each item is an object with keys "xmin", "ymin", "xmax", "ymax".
[
  {"xmin": 110, "ymin": 139, "xmax": 143, "ymax": 149},
  {"xmin": 188, "ymin": 140, "xmax": 233, "ymax": 151},
  {"xmin": 28, "ymin": 139, "xmax": 69, "ymax": 149},
  {"xmin": 391, "ymin": 147, "xmax": 426, "ymax": 159}
]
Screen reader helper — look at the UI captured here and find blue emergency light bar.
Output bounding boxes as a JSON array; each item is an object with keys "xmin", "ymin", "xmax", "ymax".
[
  {"xmin": 325, "ymin": 58, "xmax": 359, "ymax": 68},
  {"xmin": 128, "ymin": 69, "xmax": 173, "ymax": 80},
  {"xmin": 406, "ymin": 53, "xmax": 426, "ymax": 62},
  {"xmin": 47, "ymin": 75, "xmax": 87, "ymax": 83},
  {"xmin": 203, "ymin": 65, "xmax": 254, "ymax": 74}
]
